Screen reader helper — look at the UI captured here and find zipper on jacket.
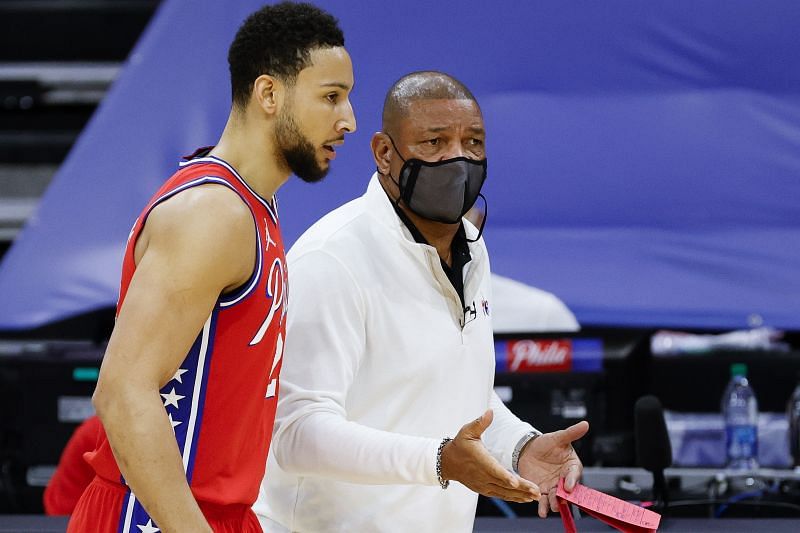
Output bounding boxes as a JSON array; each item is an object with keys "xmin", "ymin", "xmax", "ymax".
[{"xmin": 425, "ymin": 249, "xmax": 467, "ymax": 332}]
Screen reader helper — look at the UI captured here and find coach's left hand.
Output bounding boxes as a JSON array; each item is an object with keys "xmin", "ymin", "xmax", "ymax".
[{"xmin": 517, "ymin": 421, "xmax": 589, "ymax": 518}]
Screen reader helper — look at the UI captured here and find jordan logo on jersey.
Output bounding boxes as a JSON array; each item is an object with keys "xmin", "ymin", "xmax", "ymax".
[{"xmin": 264, "ymin": 217, "xmax": 277, "ymax": 251}]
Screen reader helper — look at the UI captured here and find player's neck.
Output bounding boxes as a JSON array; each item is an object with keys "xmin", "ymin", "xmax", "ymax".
[{"xmin": 210, "ymin": 111, "xmax": 289, "ymax": 201}]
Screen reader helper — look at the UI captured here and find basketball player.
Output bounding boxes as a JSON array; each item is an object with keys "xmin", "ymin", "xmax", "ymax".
[{"xmin": 67, "ymin": 3, "xmax": 355, "ymax": 532}]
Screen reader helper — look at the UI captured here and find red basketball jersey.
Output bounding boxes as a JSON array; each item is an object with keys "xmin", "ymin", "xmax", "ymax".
[{"xmin": 86, "ymin": 155, "xmax": 287, "ymax": 531}]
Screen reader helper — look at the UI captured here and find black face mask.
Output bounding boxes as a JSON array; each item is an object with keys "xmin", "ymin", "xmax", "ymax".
[{"xmin": 382, "ymin": 135, "xmax": 488, "ymax": 240}]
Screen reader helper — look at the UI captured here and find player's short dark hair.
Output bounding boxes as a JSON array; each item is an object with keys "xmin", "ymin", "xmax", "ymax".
[
  {"xmin": 382, "ymin": 71, "xmax": 479, "ymax": 134},
  {"xmin": 228, "ymin": 1, "xmax": 344, "ymax": 108}
]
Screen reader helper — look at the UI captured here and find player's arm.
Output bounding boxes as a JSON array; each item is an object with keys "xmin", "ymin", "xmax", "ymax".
[{"xmin": 93, "ymin": 185, "xmax": 254, "ymax": 532}]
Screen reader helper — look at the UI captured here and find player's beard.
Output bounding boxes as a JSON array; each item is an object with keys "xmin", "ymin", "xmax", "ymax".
[{"xmin": 274, "ymin": 104, "xmax": 329, "ymax": 183}]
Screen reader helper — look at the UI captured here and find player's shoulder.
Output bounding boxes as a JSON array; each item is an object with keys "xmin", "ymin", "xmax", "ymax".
[
  {"xmin": 143, "ymin": 182, "xmax": 255, "ymax": 262},
  {"xmin": 150, "ymin": 182, "xmax": 252, "ymax": 233}
]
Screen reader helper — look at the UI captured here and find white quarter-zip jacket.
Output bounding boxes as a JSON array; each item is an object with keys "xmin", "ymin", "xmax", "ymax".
[{"xmin": 254, "ymin": 175, "xmax": 536, "ymax": 532}]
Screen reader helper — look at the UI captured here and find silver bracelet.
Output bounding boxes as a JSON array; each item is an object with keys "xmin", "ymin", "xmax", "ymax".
[
  {"xmin": 436, "ymin": 437, "xmax": 453, "ymax": 490},
  {"xmin": 512, "ymin": 430, "xmax": 542, "ymax": 474}
]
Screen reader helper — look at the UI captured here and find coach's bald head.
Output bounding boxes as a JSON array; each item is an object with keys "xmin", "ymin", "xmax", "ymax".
[{"xmin": 381, "ymin": 71, "xmax": 481, "ymax": 136}]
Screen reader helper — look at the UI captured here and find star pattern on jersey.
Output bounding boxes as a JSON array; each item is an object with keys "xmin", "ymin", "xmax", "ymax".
[
  {"xmin": 162, "ymin": 364, "xmax": 193, "ymax": 440},
  {"xmin": 172, "ymin": 368, "xmax": 188, "ymax": 383},
  {"xmin": 168, "ymin": 412, "xmax": 182, "ymax": 430},
  {"xmin": 163, "ymin": 366, "xmax": 190, "ymax": 435},
  {"xmin": 161, "ymin": 387, "xmax": 185, "ymax": 409},
  {"xmin": 137, "ymin": 519, "xmax": 160, "ymax": 533}
]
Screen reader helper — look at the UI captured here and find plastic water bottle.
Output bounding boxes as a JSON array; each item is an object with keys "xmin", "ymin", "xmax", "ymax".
[
  {"xmin": 787, "ymin": 377, "xmax": 800, "ymax": 468},
  {"xmin": 722, "ymin": 363, "xmax": 759, "ymax": 470}
]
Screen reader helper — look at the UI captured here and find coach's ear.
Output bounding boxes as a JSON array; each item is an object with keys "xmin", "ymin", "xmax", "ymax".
[{"xmin": 371, "ymin": 132, "xmax": 392, "ymax": 174}]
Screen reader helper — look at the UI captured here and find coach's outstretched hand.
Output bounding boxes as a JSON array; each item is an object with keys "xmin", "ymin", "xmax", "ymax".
[
  {"xmin": 518, "ymin": 421, "xmax": 589, "ymax": 518},
  {"xmin": 439, "ymin": 410, "xmax": 540, "ymax": 503}
]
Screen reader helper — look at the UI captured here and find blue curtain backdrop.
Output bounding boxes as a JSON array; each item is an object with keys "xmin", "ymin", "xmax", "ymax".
[{"xmin": 1, "ymin": 0, "xmax": 799, "ymax": 330}]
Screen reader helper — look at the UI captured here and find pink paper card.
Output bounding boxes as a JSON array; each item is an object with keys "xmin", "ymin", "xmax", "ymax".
[{"xmin": 556, "ymin": 478, "xmax": 660, "ymax": 533}]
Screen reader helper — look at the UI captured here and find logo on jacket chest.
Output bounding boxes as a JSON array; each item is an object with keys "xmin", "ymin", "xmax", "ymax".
[
  {"xmin": 464, "ymin": 301, "xmax": 478, "ymax": 325},
  {"xmin": 462, "ymin": 297, "xmax": 490, "ymax": 326}
]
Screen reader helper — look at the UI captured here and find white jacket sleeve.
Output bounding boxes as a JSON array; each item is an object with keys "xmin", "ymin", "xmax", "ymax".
[
  {"xmin": 482, "ymin": 390, "xmax": 538, "ymax": 471},
  {"xmin": 271, "ymin": 249, "xmax": 440, "ymax": 485}
]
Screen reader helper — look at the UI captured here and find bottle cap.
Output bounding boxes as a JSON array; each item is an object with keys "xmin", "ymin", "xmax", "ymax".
[{"xmin": 731, "ymin": 363, "xmax": 747, "ymax": 377}]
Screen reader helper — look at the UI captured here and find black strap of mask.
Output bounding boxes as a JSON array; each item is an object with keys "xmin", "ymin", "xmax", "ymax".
[
  {"xmin": 466, "ymin": 193, "xmax": 487, "ymax": 243},
  {"xmin": 382, "ymin": 134, "xmax": 420, "ymax": 206},
  {"xmin": 376, "ymin": 165, "xmax": 406, "ymax": 212}
]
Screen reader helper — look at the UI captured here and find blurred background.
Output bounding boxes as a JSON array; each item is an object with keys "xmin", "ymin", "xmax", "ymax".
[{"xmin": 1, "ymin": 0, "xmax": 799, "ymax": 523}]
